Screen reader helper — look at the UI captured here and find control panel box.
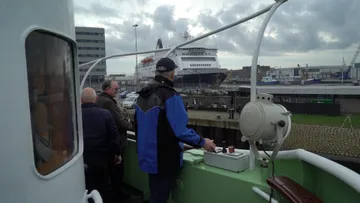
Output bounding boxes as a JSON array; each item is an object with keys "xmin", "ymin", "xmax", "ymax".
[{"xmin": 204, "ymin": 149, "xmax": 249, "ymax": 172}]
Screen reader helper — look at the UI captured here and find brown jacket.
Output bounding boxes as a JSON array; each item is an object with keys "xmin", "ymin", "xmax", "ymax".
[{"xmin": 96, "ymin": 92, "xmax": 133, "ymax": 147}]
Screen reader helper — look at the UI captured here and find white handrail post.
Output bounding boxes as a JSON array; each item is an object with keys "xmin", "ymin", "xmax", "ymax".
[{"xmin": 249, "ymin": 0, "xmax": 288, "ymax": 171}]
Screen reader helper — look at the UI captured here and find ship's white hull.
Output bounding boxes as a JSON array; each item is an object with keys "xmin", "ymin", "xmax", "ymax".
[{"xmin": 137, "ymin": 47, "xmax": 228, "ymax": 86}]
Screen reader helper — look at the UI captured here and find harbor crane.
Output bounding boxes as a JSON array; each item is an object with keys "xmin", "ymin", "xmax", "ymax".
[{"xmin": 342, "ymin": 44, "xmax": 360, "ymax": 85}]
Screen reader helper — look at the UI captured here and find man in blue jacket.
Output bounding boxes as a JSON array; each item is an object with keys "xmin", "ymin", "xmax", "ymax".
[
  {"xmin": 134, "ymin": 58, "xmax": 216, "ymax": 203},
  {"xmin": 81, "ymin": 87, "xmax": 122, "ymax": 202}
]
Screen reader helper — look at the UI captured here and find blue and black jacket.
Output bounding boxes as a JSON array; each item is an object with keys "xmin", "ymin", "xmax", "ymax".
[{"xmin": 134, "ymin": 76, "xmax": 205, "ymax": 174}]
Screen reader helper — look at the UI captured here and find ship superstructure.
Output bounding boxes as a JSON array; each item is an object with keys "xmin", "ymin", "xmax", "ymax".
[{"xmin": 137, "ymin": 32, "xmax": 228, "ymax": 88}]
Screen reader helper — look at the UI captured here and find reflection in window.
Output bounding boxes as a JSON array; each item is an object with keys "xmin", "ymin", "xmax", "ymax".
[{"xmin": 25, "ymin": 30, "xmax": 78, "ymax": 175}]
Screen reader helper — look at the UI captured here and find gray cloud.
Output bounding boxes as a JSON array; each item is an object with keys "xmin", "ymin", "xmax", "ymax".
[
  {"xmin": 75, "ymin": 0, "xmax": 360, "ymax": 59},
  {"xmin": 74, "ymin": 3, "xmax": 122, "ymax": 18},
  {"xmin": 195, "ymin": 0, "xmax": 360, "ymax": 55}
]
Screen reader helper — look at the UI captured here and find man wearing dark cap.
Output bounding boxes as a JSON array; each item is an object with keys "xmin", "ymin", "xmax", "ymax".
[{"xmin": 134, "ymin": 57, "xmax": 216, "ymax": 203}]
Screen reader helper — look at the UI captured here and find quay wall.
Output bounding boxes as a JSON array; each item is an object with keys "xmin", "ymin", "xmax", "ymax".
[{"xmin": 181, "ymin": 95, "xmax": 360, "ymax": 115}]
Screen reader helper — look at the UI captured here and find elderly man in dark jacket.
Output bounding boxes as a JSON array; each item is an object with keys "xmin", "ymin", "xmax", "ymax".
[
  {"xmin": 81, "ymin": 87, "xmax": 122, "ymax": 202},
  {"xmin": 96, "ymin": 80, "xmax": 133, "ymax": 200}
]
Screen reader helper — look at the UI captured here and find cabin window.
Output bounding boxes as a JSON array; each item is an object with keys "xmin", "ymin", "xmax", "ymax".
[{"xmin": 25, "ymin": 30, "xmax": 78, "ymax": 175}]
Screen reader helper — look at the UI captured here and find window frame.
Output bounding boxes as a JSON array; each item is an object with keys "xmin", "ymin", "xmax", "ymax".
[{"xmin": 25, "ymin": 28, "xmax": 82, "ymax": 179}]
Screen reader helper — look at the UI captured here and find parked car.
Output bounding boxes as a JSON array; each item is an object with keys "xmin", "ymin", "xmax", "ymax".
[
  {"xmin": 119, "ymin": 90, "xmax": 129, "ymax": 99},
  {"xmin": 122, "ymin": 95, "xmax": 138, "ymax": 109},
  {"xmin": 126, "ymin": 92, "xmax": 138, "ymax": 98}
]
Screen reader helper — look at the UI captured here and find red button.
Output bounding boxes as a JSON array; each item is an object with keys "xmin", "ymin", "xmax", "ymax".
[{"xmin": 228, "ymin": 146, "xmax": 235, "ymax": 153}]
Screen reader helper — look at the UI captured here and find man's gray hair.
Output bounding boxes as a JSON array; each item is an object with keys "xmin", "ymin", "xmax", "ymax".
[
  {"xmin": 155, "ymin": 70, "xmax": 173, "ymax": 78},
  {"xmin": 81, "ymin": 87, "xmax": 97, "ymax": 101},
  {"xmin": 102, "ymin": 80, "xmax": 113, "ymax": 91}
]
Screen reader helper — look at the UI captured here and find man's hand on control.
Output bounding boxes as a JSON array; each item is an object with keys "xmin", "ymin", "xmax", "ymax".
[{"xmin": 203, "ymin": 138, "xmax": 216, "ymax": 152}]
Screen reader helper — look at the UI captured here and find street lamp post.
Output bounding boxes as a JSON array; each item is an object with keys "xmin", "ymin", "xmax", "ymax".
[{"xmin": 133, "ymin": 24, "xmax": 139, "ymax": 90}]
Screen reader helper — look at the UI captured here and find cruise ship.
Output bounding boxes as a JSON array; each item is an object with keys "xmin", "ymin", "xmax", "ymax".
[{"xmin": 137, "ymin": 35, "xmax": 228, "ymax": 87}]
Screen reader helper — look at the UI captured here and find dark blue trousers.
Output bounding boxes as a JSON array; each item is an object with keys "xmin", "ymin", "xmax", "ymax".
[{"xmin": 148, "ymin": 172, "xmax": 177, "ymax": 203}]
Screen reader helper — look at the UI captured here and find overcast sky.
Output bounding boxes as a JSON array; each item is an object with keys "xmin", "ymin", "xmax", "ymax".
[{"xmin": 73, "ymin": 0, "xmax": 360, "ymax": 75}]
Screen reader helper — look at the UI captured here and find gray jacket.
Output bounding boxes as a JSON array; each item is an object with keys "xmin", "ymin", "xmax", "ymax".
[{"xmin": 96, "ymin": 92, "xmax": 133, "ymax": 148}]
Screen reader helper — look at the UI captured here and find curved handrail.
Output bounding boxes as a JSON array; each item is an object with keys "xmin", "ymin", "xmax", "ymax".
[
  {"xmin": 247, "ymin": 0, "xmax": 287, "ymax": 170},
  {"xmin": 86, "ymin": 190, "xmax": 103, "ymax": 203},
  {"xmin": 79, "ymin": 1, "xmax": 279, "ymax": 91},
  {"xmin": 78, "ymin": 48, "xmax": 170, "ymax": 68},
  {"xmin": 243, "ymin": 148, "xmax": 360, "ymax": 193},
  {"xmin": 162, "ymin": 3, "xmax": 275, "ymax": 58},
  {"xmin": 79, "ymin": 48, "xmax": 170, "ymax": 90},
  {"xmin": 250, "ymin": 0, "xmax": 286, "ymax": 101}
]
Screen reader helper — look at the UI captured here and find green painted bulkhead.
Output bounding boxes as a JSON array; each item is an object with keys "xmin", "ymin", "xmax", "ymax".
[{"xmin": 123, "ymin": 139, "xmax": 360, "ymax": 203}]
